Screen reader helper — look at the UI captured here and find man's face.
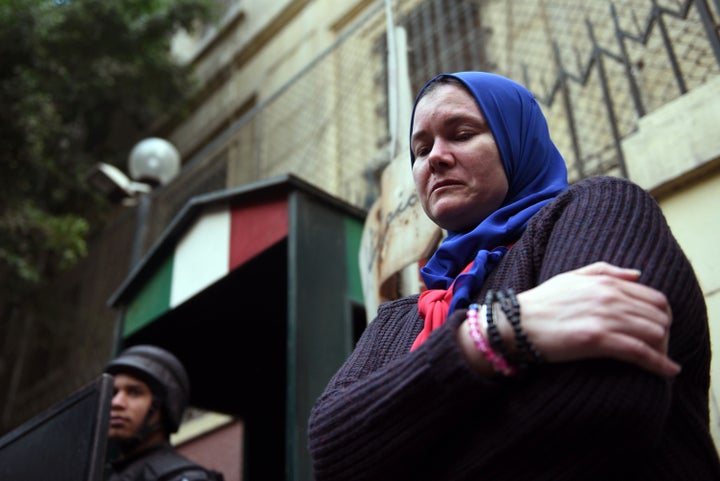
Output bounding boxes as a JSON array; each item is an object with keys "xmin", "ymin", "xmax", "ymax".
[{"xmin": 108, "ymin": 373, "xmax": 158, "ymax": 441}]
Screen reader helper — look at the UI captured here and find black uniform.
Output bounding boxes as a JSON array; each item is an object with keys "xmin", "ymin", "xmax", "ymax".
[{"xmin": 106, "ymin": 442, "xmax": 223, "ymax": 481}]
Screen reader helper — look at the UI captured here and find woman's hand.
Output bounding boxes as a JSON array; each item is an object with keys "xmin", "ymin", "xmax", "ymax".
[{"xmin": 516, "ymin": 262, "xmax": 678, "ymax": 377}]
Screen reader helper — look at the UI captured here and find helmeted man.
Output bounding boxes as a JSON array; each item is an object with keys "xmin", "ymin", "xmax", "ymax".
[{"xmin": 104, "ymin": 345, "xmax": 223, "ymax": 481}]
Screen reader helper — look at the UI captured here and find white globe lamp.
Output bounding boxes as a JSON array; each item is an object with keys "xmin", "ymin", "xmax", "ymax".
[{"xmin": 128, "ymin": 137, "xmax": 181, "ymax": 187}]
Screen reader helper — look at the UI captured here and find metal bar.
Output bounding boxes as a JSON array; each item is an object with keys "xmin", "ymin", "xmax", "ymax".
[
  {"xmin": 656, "ymin": 0, "xmax": 692, "ymax": 19},
  {"xmin": 129, "ymin": 193, "xmax": 152, "ymax": 269},
  {"xmin": 694, "ymin": 0, "xmax": 720, "ymax": 65},
  {"xmin": 407, "ymin": 1, "xmax": 424, "ymax": 88},
  {"xmin": 459, "ymin": 0, "xmax": 479, "ymax": 69},
  {"xmin": 446, "ymin": 0, "xmax": 463, "ymax": 68},
  {"xmin": 587, "ymin": 19, "xmax": 628, "ymax": 178},
  {"xmin": 553, "ymin": 42, "xmax": 585, "ymax": 177},
  {"xmin": 653, "ymin": 0, "xmax": 688, "ymax": 93},
  {"xmin": 433, "ymin": 0, "xmax": 449, "ymax": 70},
  {"xmin": 421, "ymin": 0, "xmax": 437, "ymax": 78},
  {"xmin": 611, "ymin": 2, "xmax": 646, "ymax": 117},
  {"xmin": 385, "ymin": 0, "xmax": 400, "ymax": 158}
]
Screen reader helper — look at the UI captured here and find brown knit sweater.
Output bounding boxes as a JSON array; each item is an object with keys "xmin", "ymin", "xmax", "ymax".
[{"xmin": 308, "ymin": 176, "xmax": 720, "ymax": 481}]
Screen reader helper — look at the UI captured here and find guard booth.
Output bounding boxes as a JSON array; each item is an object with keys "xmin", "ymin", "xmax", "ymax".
[{"xmin": 108, "ymin": 175, "xmax": 367, "ymax": 481}]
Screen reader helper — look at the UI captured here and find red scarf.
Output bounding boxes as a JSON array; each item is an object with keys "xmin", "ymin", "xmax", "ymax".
[{"xmin": 410, "ymin": 261, "xmax": 474, "ymax": 351}]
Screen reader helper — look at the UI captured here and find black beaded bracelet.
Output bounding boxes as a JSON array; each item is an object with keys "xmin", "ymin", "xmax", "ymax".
[
  {"xmin": 496, "ymin": 288, "xmax": 543, "ymax": 370},
  {"xmin": 483, "ymin": 289, "xmax": 514, "ymax": 367}
]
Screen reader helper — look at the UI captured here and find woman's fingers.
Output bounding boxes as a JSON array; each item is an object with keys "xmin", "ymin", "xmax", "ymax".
[
  {"xmin": 576, "ymin": 261, "xmax": 673, "ymax": 327},
  {"xmin": 584, "ymin": 277, "xmax": 671, "ymax": 346},
  {"xmin": 581, "ymin": 330, "xmax": 680, "ymax": 377},
  {"xmin": 573, "ymin": 261, "xmax": 642, "ymax": 280},
  {"xmin": 546, "ymin": 321, "xmax": 679, "ymax": 376},
  {"xmin": 516, "ymin": 263, "xmax": 678, "ymax": 377}
]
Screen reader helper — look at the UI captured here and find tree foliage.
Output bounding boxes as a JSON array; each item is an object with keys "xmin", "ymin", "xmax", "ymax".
[{"xmin": 0, "ymin": 0, "xmax": 214, "ymax": 303}]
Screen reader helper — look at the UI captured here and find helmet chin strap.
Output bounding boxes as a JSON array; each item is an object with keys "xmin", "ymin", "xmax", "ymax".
[{"xmin": 115, "ymin": 396, "xmax": 164, "ymax": 454}]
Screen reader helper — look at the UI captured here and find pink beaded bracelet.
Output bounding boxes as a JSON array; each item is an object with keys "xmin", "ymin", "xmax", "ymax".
[{"xmin": 466, "ymin": 303, "xmax": 517, "ymax": 376}]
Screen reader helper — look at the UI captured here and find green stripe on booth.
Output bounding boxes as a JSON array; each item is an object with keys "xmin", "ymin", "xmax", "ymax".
[{"xmin": 124, "ymin": 255, "xmax": 174, "ymax": 336}]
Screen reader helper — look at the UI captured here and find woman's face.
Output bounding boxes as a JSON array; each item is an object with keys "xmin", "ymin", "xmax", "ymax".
[{"xmin": 411, "ymin": 83, "xmax": 508, "ymax": 232}]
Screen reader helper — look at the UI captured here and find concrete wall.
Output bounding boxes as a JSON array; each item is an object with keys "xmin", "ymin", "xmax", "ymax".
[
  {"xmin": 167, "ymin": 0, "xmax": 377, "ymax": 162},
  {"xmin": 622, "ymin": 77, "xmax": 720, "ymax": 444},
  {"xmin": 661, "ymin": 174, "xmax": 720, "ymax": 444}
]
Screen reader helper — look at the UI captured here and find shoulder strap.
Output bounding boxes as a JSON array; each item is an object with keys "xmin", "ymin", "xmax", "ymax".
[
  {"xmin": 156, "ymin": 464, "xmax": 209, "ymax": 481},
  {"xmin": 208, "ymin": 470, "xmax": 225, "ymax": 481},
  {"xmin": 144, "ymin": 447, "xmax": 220, "ymax": 481}
]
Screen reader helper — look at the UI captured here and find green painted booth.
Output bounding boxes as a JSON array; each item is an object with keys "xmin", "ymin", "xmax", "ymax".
[{"xmin": 109, "ymin": 175, "xmax": 367, "ymax": 481}]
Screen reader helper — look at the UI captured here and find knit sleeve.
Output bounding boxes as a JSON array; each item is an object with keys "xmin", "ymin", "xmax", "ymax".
[
  {"xmin": 307, "ymin": 176, "xmax": 717, "ymax": 481},
  {"xmin": 481, "ymin": 175, "xmax": 714, "ymax": 479},
  {"xmin": 530, "ymin": 176, "xmax": 709, "ymax": 372},
  {"xmin": 307, "ymin": 291, "xmax": 516, "ymax": 481}
]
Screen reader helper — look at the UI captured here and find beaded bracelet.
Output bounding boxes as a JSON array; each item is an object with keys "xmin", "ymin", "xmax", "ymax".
[
  {"xmin": 496, "ymin": 288, "xmax": 544, "ymax": 371},
  {"xmin": 484, "ymin": 290, "xmax": 515, "ymax": 367},
  {"xmin": 466, "ymin": 303, "xmax": 516, "ymax": 376}
]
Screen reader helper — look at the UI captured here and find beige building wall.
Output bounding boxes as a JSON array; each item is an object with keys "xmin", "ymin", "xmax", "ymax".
[
  {"xmin": 661, "ymin": 175, "xmax": 720, "ymax": 444},
  {"xmin": 162, "ymin": 0, "xmax": 386, "ymax": 212},
  {"xmin": 659, "ymin": 177, "xmax": 720, "ymax": 445},
  {"xmin": 169, "ymin": 0, "xmax": 377, "ymax": 163},
  {"xmin": 622, "ymin": 77, "xmax": 720, "ymax": 444}
]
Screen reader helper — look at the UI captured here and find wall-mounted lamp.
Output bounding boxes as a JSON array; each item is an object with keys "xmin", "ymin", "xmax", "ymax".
[
  {"xmin": 88, "ymin": 137, "xmax": 181, "ymax": 206},
  {"xmin": 127, "ymin": 137, "xmax": 181, "ymax": 187},
  {"xmin": 88, "ymin": 138, "xmax": 181, "ymax": 354}
]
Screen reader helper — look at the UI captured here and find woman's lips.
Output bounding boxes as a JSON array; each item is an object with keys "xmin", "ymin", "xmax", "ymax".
[{"xmin": 431, "ymin": 179, "xmax": 462, "ymax": 194}]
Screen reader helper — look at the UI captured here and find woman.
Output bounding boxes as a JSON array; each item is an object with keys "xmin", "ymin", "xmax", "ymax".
[{"xmin": 308, "ymin": 72, "xmax": 720, "ymax": 480}]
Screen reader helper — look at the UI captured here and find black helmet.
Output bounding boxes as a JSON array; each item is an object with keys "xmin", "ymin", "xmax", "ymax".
[{"xmin": 106, "ymin": 345, "xmax": 190, "ymax": 433}]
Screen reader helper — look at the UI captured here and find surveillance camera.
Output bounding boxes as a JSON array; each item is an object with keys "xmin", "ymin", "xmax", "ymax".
[{"xmin": 87, "ymin": 163, "xmax": 152, "ymax": 203}]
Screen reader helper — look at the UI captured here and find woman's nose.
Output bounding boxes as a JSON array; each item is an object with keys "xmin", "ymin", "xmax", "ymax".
[{"xmin": 427, "ymin": 140, "xmax": 454, "ymax": 170}]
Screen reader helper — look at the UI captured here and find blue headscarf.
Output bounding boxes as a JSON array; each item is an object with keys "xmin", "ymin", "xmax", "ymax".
[{"xmin": 410, "ymin": 72, "xmax": 569, "ymax": 313}]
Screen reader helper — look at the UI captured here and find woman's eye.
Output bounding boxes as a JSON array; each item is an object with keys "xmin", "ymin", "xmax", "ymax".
[{"xmin": 414, "ymin": 146, "xmax": 429, "ymax": 157}]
